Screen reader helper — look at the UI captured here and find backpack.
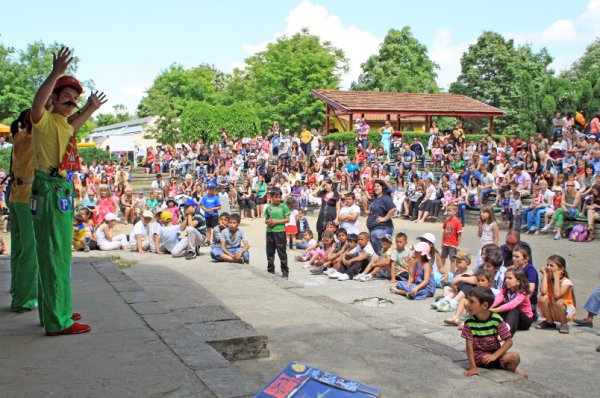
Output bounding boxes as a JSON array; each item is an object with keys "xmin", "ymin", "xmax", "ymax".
[{"xmin": 568, "ymin": 224, "xmax": 588, "ymax": 242}]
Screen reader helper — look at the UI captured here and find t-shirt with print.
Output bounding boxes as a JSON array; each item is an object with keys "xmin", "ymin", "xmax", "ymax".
[
  {"xmin": 461, "ymin": 312, "xmax": 511, "ymax": 366},
  {"xmin": 149, "ymin": 221, "xmax": 162, "ymax": 252},
  {"xmin": 200, "ymin": 194, "xmax": 221, "ymax": 217},
  {"xmin": 265, "ymin": 203, "xmax": 291, "ymax": 233},
  {"xmin": 391, "ymin": 247, "xmax": 413, "ymax": 274},
  {"xmin": 220, "ymin": 228, "xmax": 248, "ymax": 250},
  {"xmin": 442, "ymin": 216, "xmax": 462, "ymax": 247}
]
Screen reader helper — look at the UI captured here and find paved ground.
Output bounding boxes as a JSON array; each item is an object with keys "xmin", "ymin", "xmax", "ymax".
[
  {"xmin": 111, "ymin": 215, "xmax": 599, "ymax": 397},
  {"xmin": 1, "ymin": 215, "xmax": 599, "ymax": 397}
]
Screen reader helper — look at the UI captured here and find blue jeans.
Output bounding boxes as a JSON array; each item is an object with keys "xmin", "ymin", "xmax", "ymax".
[
  {"xmin": 210, "ymin": 246, "xmax": 249, "ymax": 262},
  {"xmin": 526, "ymin": 207, "xmax": 547, "ymax": 230},
  {"xmin": 369, "ymin": 226, "xmax": 394, "ymax": 255},
  {"xmin": 584, "ymin": 286, "xmax": 600, "ymax": 315},
  {"xmin": 479, "ymin": 188, "xmax": 493, "ymax": 204},
  {"xmin": 457, "ymin": 203, "xmax": 466, "ymax": 226}
]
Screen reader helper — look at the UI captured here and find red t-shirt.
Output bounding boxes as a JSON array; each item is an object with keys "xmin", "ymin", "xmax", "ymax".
[{"xmin": 442, "ymin": 216, "xmax": 462, "ymax": 247}]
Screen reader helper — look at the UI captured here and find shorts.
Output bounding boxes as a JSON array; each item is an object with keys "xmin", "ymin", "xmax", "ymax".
[
  {"xmin": 255, "ymin": 197, "xmax": 266, "ymax": 205},
  {"xmin": 477, "ymin": 354, "xmax": 506, "ymax": 370},
  {"xmin": 285, "ymin": 225, "xmax": 298, "ymax": 234},
  {"xmin": 210, "ymin": 245, "xmax": 249, "ymax": 262},
  {"xmin": 205, "ymin": 216, "xmax": 219, "ymax": 228},
  {"xmin": 441, "ymin": 244, "xmax": 457, "ymax": 259}
]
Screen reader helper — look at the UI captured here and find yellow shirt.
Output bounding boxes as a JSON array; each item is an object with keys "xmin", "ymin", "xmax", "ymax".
[
  {"xmin": 300, "ymin": 129, "xmax": 312, "ymax": 144},
  {"xmin": 9, "ymin": 130, "xmax": 34, "ymax": 203},
  {"xmin": 32, "ymin": 110, "xmax": 73, "ymax": 177}
]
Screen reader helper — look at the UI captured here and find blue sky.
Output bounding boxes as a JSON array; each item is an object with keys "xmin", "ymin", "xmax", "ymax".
[{"xmin": 1, "ymin": 0, "xmax": 598, "ymax": 115}]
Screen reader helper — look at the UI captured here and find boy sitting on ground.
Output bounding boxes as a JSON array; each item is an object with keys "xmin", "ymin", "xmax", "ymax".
[
  {"xmin": 295, "ymin": 229, "xmax": 316, "ymax": 251},
  {"xmin": 332, "ymin": 232, "xmax": 375, "ymax": 281},
  {"xmin": 432, "ymin": 252, "xmax": 473, "ymax": 312},
  {"xmin": 463, "ymin": 286, "xmax": 528, "ymax": 378},
  {"xmin": 128, "ymin": 210, "xmax": 153, "ymax": 253},
  {"xmin": 355, "ymin": 234, "xmax": 394, "ymax": 282},
  {"xmin": 211, "ymin": 214, "xmax": 250, "ymax": 264},
  {"xmin": 389, "ymin": 232, "xmax": 413, "ymax": 283}
]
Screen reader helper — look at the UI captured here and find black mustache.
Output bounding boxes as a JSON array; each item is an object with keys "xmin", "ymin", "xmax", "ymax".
[{"xmin": 63, "ymin": 101, "xmax": 77, "ymax": 107}]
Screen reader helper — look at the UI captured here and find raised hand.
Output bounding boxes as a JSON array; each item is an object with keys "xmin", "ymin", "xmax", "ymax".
[
  {"xmin": 53, "ymin": 47, "xmax": 73, "ymax": 75},
  {"xmin": 87, "ymin": 91, "xmax": 108, "ymax": 110}
]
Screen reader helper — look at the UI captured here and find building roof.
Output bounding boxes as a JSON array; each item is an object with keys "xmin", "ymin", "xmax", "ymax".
[
  {"xmin": 89, "ymin": 116, "xmax": 154, "ymax": 138},
  {"xmin": 312, "ymin": 89, "xmax": 505, "ymax": 117}
]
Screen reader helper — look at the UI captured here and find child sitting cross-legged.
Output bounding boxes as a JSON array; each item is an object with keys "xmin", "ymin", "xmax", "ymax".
[
  {"xmin": 302, "ymin": 231, "xmax": 336, "ymax": 270},
  {"xmin": 388, "ymin": 232, "xmax": 413, "ymax": 283},
  {"xmin": 462, "ymin": 286, "xmax": 528, "ymax": 378},
  {"xmin": 390, "ymin": 241, "xmax": 435, "ymax": 300},
  {"xmin": 314, "ymin": 228, "xmax": 348, "ymax": 275},
  {"xmin": 295, "ymin": 229, "xmax": 317, "ymax": 251},
  {"xmin": 355, "ymin": 234, "xmax": 394, "ymax": 282},
  {"xmin": 331, "ymin": 232, "xmax": 375, "ymax": 281},
  {"xmin": 72, "ymin": 214, "xmax": 91, "ymax": 252},
  {"xmin": 210, "ymin": 214, "xmax": 250, "ymax": 264}
]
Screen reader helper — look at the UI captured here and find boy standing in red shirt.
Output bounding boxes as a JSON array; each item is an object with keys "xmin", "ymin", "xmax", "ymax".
[{"xmin": 441, "ymin": 203, "xmax": 462, "ymax": 273}]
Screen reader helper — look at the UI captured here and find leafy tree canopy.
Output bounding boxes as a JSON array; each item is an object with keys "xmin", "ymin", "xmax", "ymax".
[
  {"xmin": 352, "ymin": 27, "xmax": 439, "ymax": 93},
  {"xmin": 226, "ymin": 28, "xmax": 348, "ymax": 132}
]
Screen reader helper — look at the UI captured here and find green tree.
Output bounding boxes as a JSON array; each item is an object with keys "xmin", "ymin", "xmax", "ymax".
[
  {"xmin": 226, "ymin": 28, "xmax": 348, "ymax": 131},
  {"xmin": 0, "ymin": 40, "xmax": 82, "ymax": 123},
  {"xmin": 450, "ymin": 32, "xmax": 554, "ymax": 137},
  {"xmin": 137, "ymin": 63, "xmax": 229, "ymax": 144},
  {"xmin": 95, "ymin": 104, "xmax": 133, "ymax": 127},
  {"xmin": 351, "ymin": 27, "xmax": 439, "ymax": 93},
  {"xmin": 180, "ymin": 101, "xmax": 259, "ymax": 143}
]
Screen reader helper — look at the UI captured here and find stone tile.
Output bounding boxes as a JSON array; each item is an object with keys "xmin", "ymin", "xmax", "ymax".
[{"xmin": 195, "ymin": 366, "xmax": 260, "ymax": 398}]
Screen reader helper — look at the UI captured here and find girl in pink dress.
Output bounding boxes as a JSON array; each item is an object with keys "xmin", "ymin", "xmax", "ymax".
[{"xmin": 97, "ymin": 185, "xmax": 117, "ymax": 225}]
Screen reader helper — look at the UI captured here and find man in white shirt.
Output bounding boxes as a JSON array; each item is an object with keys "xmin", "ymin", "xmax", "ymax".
[
  {"xmin": 478, "ymin": 168, "xmax": 495, "ymax": 204},
  {"xmin": 337, "ymin": 193, "xmax": 361, "ymax": 235}
]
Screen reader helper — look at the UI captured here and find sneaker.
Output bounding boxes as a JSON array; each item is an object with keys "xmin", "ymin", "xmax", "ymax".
[
  {"xmin": 337, "ymin": 273, "xmax": 350, "ymax": 281},
  {"xmin": 328, "ymin": 271, "xmax": 342, "ymax": 279},
  {"xmin": 310, "ymin": 266, "xmax": 324, "ymax": 275},
  {"xmin": 324, "ymin": 268, "xmax": 335, "ymax": 276},
  {"xmin": 553, "ymin": 232, "xmax": 561, "ymax": 240},
  {"xmin": 282, "ymin": 273, "xmax": 289, "ymax": 279},
  {"xmin": 185, "ymin": 251, "xmax": 196, "ymax": 260},
  {"xmin": 431, "ymin": 298, "xmax": 446, "ymax": 310},
  {"xmin": 362, "ymin": 274, "xmax": 373, "ymax": 282},
  {"xmin": 437, "ymin": 301, "xmax": 452, "ymax": 312},
  {"xmin": 46, "ymin": 322, "xmax": 92, "ymax": 336},
  {"xmin": 540, "ymin": 225, "xmax": 551, "ymax": 233},
  {"xmin": 295, "ymin": 255, "xmax": 305, "ymax": 262},
  {"xmin": 355, "ymin": 273, "xmax": 365, "ymax": 281},
  {"xmin": 302, "ymin": 262, "xmax": 312, "ymax": 269},
  {"xmin": 83, "ymin": 246, "xmax": 90, "ymax": 252},
  {"xmin": 527, "ymin": 227, "xmax": 536, "ymax": 234}
]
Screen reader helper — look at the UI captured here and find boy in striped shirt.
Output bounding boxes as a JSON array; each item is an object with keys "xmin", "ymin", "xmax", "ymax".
[{"xmin": 462, "ymin": 286, "xmax": 528, "ymax": 378}]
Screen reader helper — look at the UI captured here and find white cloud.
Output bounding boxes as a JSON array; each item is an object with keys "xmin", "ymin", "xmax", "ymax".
[
  {"xmin": 429, "ymin": 28, "xmax": 471, "ymax": 90},
  {"xmin": 239, "ymin": 0, "xmax": 381, "ymax": 88},
  {"xmin": 510, "ymin": 19, "xmax": 580, "ymax": 46},
  {"xmin": 581, "ymin": 0, "xmax": 600, "ymax": 20},
  {"xmin": 122, "ymin": 84, "xmax": 148, "ymax": 97}
]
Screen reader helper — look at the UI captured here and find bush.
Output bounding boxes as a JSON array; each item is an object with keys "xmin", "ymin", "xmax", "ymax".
[
  {"xmin": 323, "ymin": 131, "xmax": 507, "ymax": 156},
  {"xmin": 0, "ymin": 148, "xmax": 10, "ymax": 172},
  {"xmin": 79, "ymin": 147, "xmax": 111, "ymax": 165}
]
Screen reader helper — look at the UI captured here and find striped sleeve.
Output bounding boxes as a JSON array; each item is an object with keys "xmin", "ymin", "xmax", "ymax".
[
  {"xmin": 461, "ymin": 322, "xmax": 474, "ymax": 340},
  {"xmin": 497, "ymin": 318, "xmax": 512, "ymax": 341}
]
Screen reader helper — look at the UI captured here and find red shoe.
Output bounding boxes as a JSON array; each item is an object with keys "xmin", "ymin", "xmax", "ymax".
[
  {"xmin": 46, "ymin": 322, "xmax": 92, "ymax": 336},
  {"xmin": 71, "ymin": 312, "xmax": 82, "ymax": 321}
]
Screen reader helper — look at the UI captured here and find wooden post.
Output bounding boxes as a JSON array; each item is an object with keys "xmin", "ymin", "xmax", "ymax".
[
  {"xmin": 349, "ymin": 113, "xmax": 353, "ymax": 131},
  {"xmin": 489, "ymin": 117, "xmax": 494, "ymax": 134},
  {"xmin": 325, "ymin": 103, "xmax": 330, "ymax": 134},
  {"xmin": 396, "ymin": 115, "xmax": 400, "ymax": 131}
]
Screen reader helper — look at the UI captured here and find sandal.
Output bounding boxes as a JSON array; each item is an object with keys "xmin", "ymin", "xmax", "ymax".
[
  {"xmin": 535, "ymin": 321, "xmax": 556, "ymax": 330},
  {"xmin": 444, "ymin": 317, "xmax": 460, "ymax": 326},
  {"xmin": 559, "ymin": 324, "xmax": 570, "ymax": 334}
]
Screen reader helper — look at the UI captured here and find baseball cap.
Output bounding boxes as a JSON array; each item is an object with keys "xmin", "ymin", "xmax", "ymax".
[
  {"xmin": 183, "ymin": 198, "xmax": 197, "ymax": 207},
  {"xmin": 105, "ymin": 213, "xmax": 119, "ymax": 222},
  {"xmin": 54, "ymin": 75, "xmax": 83, "ymax": 95},
  {"xmin": 160, "ymin": 211, "xmax": 173, "ymax": 222},
  {"xmin": 418, "ymin": 233, "xmax": 436, "ymax": 245},
  {"xmin": 380, "ymin": 234, "xmax": 393, "ymax": 242},
  {"xmin": 452, "ymin": 251, "xmax": 472, "ymax": 263},
  {"xmin": 142, "ymin": 210, "xmax": 153, "ymax": 218},
  {"xmin": 207, "ymin": 182, "xmax": 217, "ymax": 189}
]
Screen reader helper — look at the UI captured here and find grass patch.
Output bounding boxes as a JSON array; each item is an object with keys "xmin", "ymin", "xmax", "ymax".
[{"xmin": 106, "ymin": 255, "xmax": 138, "ymax": 269}]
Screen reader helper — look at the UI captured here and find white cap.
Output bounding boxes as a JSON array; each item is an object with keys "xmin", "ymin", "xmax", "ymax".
[
  {"xmin": 142, "ymin": 210, "xmax": 153, "ymax": 218},
  {"xmin": 105, "ymin": 213, "xmax": 119, "ymax": 222},
  {"xmin": 418, "ymin": 232, "xmax": 436, "ymax": 245}
]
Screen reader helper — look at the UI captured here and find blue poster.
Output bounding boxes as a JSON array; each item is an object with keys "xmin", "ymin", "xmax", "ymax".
[{"xmin": 255, "ymin": 362, "xmax": 381, "ymax": 398}]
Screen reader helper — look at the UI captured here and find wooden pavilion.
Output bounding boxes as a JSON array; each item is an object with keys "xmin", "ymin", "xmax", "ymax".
[{"xmin": 311, "ymin": 89, "xmax": 505, "ymax": 134}]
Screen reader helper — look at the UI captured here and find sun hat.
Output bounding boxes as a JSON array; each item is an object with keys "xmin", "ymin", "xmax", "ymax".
[
  {"xmin": 413, "ymin": 242, "xmax": 431, "ymax": 259},
  {"xmin": 418, "ymin": 233, "xmax": 436, "ymax": 245},
  {"xmin": 142, "ymin": 210, "xmax": 153, "ymax": 218},
  {"xmin": 105, "ymin": 213, "xmax": 119, "ymax": 222}
]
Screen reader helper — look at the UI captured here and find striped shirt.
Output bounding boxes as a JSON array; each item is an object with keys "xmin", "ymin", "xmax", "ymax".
[{"xmin": 461, "ymin": 312, "xmax": 511, "ymax": 365}]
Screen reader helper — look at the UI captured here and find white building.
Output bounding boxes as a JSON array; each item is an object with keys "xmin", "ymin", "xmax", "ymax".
[{"xmin": 85, "ymin": 116, "xmax": 159, "ymax": 154}]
